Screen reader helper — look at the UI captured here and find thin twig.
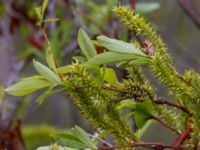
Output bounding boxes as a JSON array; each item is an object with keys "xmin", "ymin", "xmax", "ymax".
[
  {"xmin": 154, "ymin": 98, "xmax": 191, "ymax": 115},
  {"xmin": 150, "ymin": 115, "xmax": 181, "ymax": 135},
  {"xmin": 40, "ymin": 25, "xmax": 51, "ymax": 47},
  {"xmin": 98, "ymin": 141, "xmax": 181, "ymax": 150}
]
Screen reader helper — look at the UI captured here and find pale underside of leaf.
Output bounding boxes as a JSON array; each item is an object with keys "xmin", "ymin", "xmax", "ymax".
[{"xmin": 85, "ymin": 51, "xmax": 150, "ymax": 66}]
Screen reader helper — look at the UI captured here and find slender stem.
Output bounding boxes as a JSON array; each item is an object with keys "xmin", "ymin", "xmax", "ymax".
[
  {"xmin": 40, "ymin": 24, "xmax": 62, "ymax": 73},
  {"xmin": 150, "ymin": 115, "xmax": 181, "ymax": 135},
  {"xmin": 40, "ymin": 24, "xmax": 51, "ymax": 48},
  {"xmin": 98, "ymin": 141, "xmax": 181, "ymax": 150},
  {"xmin": 88, "ymin": 134, "xmax": 113, "ymax": 147},
  {"xmin": 154, "ymin": 98, "xmax": 191, "ymax": 115}
]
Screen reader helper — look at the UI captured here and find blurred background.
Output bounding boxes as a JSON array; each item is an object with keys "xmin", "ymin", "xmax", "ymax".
[{"xmin": 0, "ymin": 0, "xmax": 200, "ymax": 149}]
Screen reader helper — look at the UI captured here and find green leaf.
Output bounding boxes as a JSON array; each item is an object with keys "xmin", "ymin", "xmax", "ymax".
[
  {"xmin": 0, "ymin": 85, "xmax": 5, "ymax": 100},
  {"xmin": 136, "ymin": 120, "xmax": 154, "ymax": 139},
  {"xmin": 23, "ymin": 75, "xmax": 45, "ymax": 80},
  {"xmin": 78, "ymin": 28, "xmax": 97, "ymax": 59},
  {"xmin": 5, "ymin": 79, "xmax": 51, "ymax": 96},
  {"xmin": 129, "ymin": 58, "xmax": 152, "ymax": 66},
  {"xmin": 97, "ymin": 36, "xmax": 145, "ymax": 55},
  {"xmin": 45, "ymin": 47, "xmax": 57, "ymax": 72},
  {"xmin": 116, "ymin": 99, "xmax": 136, "ymax": 110},
  {"xmin": 37, "ymin": 86, "xmax": 66, "ymax": 105},
  {"xmin": 73, "ymin": 126, "xmax": 96, "ymax": 149},
  {"xmin": 100, "ymin": 67, "xmax": 118, "ymax": 85},
  {"xmin": 33, "ymin": 59, "xmax": 63, "ymax": 84},
  {"xmin": 85, "ymin": 51, "xmax": 149, "ymax": 66},
  {"xmin": 56, "ymin": 65, "xmax": 74, "ymax": 74},
  {"xmin": 135, "ymin": 2, "xmax": 160, "ymax": 14},
  {"xmin": 53, "ymin": 133, "xmax": 89, "ymax": 149},
  {"xmin": 42, "ymin": 0, "xmax": 49, "ymax": 16},
  {"xmin": 134, "ymin": 101, "xmax": 153, "ymax": 128}
]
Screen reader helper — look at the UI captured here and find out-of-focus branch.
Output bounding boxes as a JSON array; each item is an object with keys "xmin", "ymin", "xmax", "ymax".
[{"xmin": 177, "ymin": 0, "xmax": 200, "ymax": 29}]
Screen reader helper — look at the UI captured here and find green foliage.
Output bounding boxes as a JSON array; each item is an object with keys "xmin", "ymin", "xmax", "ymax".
[
  {"xmin": 97, "ymin": 36, "xmax": 145, "ymax": 55},
  {"xmin": 46, "ymin": 47, "xmax": 57, "ymax": 72},
  {"xmin": 116, "ymin": 99, "xmax": 136, "ymax": 110},
  {"xmin": 73, "ymin": 126, "xmax": 96, "ymax": 149},
  {"xmin": 5, "ymin": 78, "xmax": 52, "ymax": 96},
  {"xmin": 34, "ymin": 0, "xmax": 59, "ymax": 26},
  {"xmin": 113, "ymin": 5, "xmax": 200, "ymax": 147},
  {"xmin": 33, "ymin": 59, "xmax": 63, "ymax": 85},
  {"xmin": 100, "ymin": 67, "xmax": 118, "ymax": 85},
  {"xmin": 52, "ymin": 126, "xmax": 96, "ymax": 149},
  {"xmin": 41, "ymin": 0, "xmax": 49, "ymax": 17},
  {"xmin": 36, "ymin": 86, "xmax": 66, "ymax": 105},
  {"xmin": 5, "ymin": 3, "xmax": 200, "ymax": 150},
  {"xmin": 134, "ymin": 101, "xmax": 153, "ymax": 128},
  {"xmin": 78, "ymin": 29, "xmax": 97, "ymax": 59},
  {"xmin": 85, "ymin": 52, "xmax": 151, "ymax": 66}
]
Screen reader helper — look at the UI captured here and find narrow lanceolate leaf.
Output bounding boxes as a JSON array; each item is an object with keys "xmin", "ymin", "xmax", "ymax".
[
  {"xmin": 53, "ymin": 133, "xmax": 89, "ymax": 149},
  {"xmin": 78, "ymin": 29, "xmax": 97, "ymax": 59},
  {"xmin": 37, "ymin": 87, "xmax": 66, "ymax": 105},
  {"xmin": 45, "ymin": 46, "xmax": 57, "ymax": 72},
  {"xmin": 97, "ymin": 35, "xmax": 145, "ymax": 55},
  {"xmin": 73, "ymin": 126, "xmax": 96, "ymax": 149},
  {"xmin": 33, "ymin": 59, "xmax": 63, "ymax": 84},
  {"xmin": 129, "ymin": 58, "xmax": 152, "ymax": 66},
  {"xmin": 5, "ymin": 79, "xmax": 51, "ymax": 96},
  {"xmin": 41, "ymin": 0, "xmax": 49, "ymax": 16},
  {"xmin": 85, "ymin": 51, "xmax": 150, "ymax": 66}
]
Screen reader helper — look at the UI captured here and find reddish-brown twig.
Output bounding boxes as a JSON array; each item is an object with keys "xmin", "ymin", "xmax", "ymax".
[
  {"xmin": 154, "ymin": 98, "xmax": 191, "ymax": 115},
  {"xmin": 98, "ymin": 141, "xmax": 181, "ymax": 150},
  {"xmin": 150, "ymin": 115, "xmax": 181, "ymax": 135},
  {"xmin": 171, "ymin": 119, "xmax": 193, "ymax": 147}
]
